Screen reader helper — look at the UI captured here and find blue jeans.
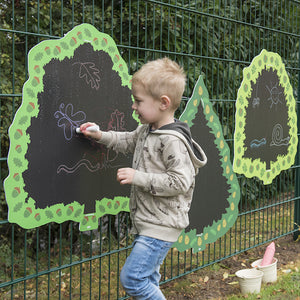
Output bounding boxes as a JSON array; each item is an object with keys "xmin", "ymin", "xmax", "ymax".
[{"xmin": 120, "ymin": 235, "xmax": 173, "ymax": 300}]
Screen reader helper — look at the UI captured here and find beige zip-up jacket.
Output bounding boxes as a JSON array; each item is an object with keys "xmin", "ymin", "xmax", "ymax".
[{"xmin": 100, "ymin": 120, "xmax": 207, "ymax": 242}]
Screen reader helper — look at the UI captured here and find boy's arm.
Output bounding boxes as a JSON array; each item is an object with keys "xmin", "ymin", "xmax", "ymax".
[
  {"xmin": 132, "ymin": 138, "xmax": 195, "ymax": 197},
  {"xmin": 80, "ymin": 122, "xmax": 141, "ymax": 154},
  {"xmin": 100, "ymin": 130, "xmax": 139, "ymax": 154}
]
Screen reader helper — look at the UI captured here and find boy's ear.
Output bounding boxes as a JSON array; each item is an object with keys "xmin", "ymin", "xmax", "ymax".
[{"xmin": 160, "ymin": 95, "xmax": 171, "ymax": 110}]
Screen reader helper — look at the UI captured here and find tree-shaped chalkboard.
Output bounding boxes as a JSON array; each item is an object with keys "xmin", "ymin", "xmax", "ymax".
[
  {"xmin": 233, "ymin": 50, "xmax": 298, "ymax": 184},
  {"xmin": 4, "ymin": 24, "xmax": 138, "ymax": 231},
  {"xmin": 173, "ymin": 76, "xmax": 240, "ymax": 253}
]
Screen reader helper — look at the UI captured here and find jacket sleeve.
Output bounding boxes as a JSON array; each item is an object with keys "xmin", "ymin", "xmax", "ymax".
[
  {"xmin": 132, "ymin": 137, "xmax": 195, "ymax": 197},
  {"xmin": 98, "ymin": 126, "xmax": 142, "ymax": 154}
]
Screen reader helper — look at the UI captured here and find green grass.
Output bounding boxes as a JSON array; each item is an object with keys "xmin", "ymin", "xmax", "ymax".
[{"xmin": 226, "ymin": 263, "xmax": 300, "ymax": 300}]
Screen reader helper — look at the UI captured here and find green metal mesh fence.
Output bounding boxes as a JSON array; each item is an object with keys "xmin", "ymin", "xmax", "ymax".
[{"xmin": 0, "ymin": 0, "xmax": 299, "ymax": 299}]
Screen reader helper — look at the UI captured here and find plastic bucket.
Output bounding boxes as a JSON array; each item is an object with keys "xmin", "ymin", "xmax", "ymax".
[
  {"xmin": 251, "ymin": 258, "xmax": 277, "ymax": 283},
  {"xmin": 235, "ymin": 269, "xmax": 264, "ymax": 295}
]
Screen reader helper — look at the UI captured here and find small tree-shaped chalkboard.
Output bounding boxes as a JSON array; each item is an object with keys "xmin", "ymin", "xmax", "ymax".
[
  {"xmin": 173, "ymin": 76, "xmax": 240, "ymax": 253},
  {"xmin": 233, "ymin": 50, "xmax": 298, "ymax": 184}
]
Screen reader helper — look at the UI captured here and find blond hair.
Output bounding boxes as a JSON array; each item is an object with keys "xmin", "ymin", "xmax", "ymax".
[{"xmin": 132, "ymin": 58, "xmax": 186, "ymax": 110}]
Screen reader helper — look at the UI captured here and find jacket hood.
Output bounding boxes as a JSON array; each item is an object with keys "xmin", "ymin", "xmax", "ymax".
[{"xmin": 153, "ymin": 119, "xmax": 207, "ymax": 169}]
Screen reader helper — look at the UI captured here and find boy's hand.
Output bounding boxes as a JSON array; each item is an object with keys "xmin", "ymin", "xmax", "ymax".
[
  {"xmin": 117, "ymin": 168, "xmax": 135, "ymax": 185},
  {"xmin": 79, "ymin": 122, "xmax": 102, "ymax": 140}
]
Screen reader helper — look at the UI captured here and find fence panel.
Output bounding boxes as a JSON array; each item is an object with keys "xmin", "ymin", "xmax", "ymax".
[{"xmin": 0, "ymin": 1, "xmax": 299, "ymax": 299}]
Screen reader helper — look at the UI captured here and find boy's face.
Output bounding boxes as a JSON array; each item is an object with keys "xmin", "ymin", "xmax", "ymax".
[{"xmin": 132, "ymin": 84, "xmax": 162, "ymax": 129}]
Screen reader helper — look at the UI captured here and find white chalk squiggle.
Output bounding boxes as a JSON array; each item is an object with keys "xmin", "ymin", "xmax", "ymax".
[{"xmin": 57, "ymin": 159, "xmax": 100, "ymax": 174}]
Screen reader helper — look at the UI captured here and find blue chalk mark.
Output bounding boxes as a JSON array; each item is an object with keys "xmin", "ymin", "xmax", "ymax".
[{"xmin": 250, "ymin": 138, "xmax": 267, "ymax": 148}]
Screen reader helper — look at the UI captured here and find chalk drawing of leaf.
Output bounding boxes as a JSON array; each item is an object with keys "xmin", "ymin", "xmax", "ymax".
[
  {"xmin": 75, "ymin": 62, "xmax": 101, "ymax": 90},
  {"xmin": 54, "ymin": 103, "xmax": 86, "ymax": 141}
]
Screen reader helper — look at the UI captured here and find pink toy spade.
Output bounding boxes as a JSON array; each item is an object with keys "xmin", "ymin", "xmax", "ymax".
[{"xmin": 261, "ymin": 242, "xmax": 275, "ymax": 266}]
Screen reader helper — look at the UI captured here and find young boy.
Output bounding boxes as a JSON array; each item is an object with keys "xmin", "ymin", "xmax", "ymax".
[{"xmin": 80, "ymin": 58, "xmax": 207, "ymax": 299}]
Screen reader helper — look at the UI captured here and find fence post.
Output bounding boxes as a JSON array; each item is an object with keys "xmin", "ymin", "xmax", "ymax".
[{"xmin": 294, "ymin": 46, "xmax": 300, "ymax": 241}]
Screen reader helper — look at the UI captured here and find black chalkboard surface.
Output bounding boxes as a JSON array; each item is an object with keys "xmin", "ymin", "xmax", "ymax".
[
  {"xmin": 243, "ymin": 68, "xmax": 289, "ymax": 169},
  {"xmin": 23, "ymin": 42, "xmax": 136, "ymax": 214},
  {"xmin": 187, "ymin": 104, "xmax": 230, "ymax": 233},
  {"xmin": 4, "ymin": 24, "xmax": 137, "ymax": 231}
]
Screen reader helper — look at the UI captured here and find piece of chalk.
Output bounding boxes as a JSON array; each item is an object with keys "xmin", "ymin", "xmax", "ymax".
[{"xmin": 76, "ymin": 125, "xmax": 100, "ymax": 133}]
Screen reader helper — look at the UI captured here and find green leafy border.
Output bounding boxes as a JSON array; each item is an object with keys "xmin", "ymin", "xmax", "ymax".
[
  {"xmin": 4, "ymin": 23, "xmax": 134, "ymax": 231},
  {"xmin": 173, "ymin": 76, "xmax": 240, "ymax": 253},
  {"xmin": 233, "ymin": 49, "xmax": 298, "ymax": 185}
]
